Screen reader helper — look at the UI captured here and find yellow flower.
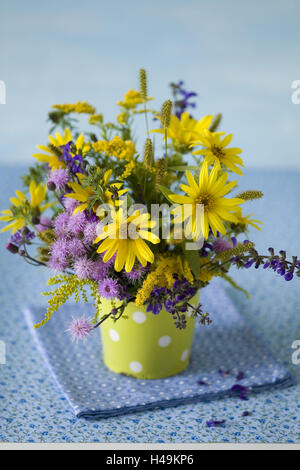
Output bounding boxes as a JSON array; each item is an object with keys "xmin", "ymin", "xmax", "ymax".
[
  {"xmin": 192, "ymin": 129, "xmax": 244, "ymax": 176},
  {"xmin": 94, "ymin": 209, "xmax": 160, "ymax": 273},
  {"xmin": 169, "ymin": 163, "xmax": 244, "ymax": 239},
  {"xmin": 33, "ymin": 129, "xmax": 90, "ymax": 170},
  {"xmin": 151, "ymin": 112, "xmax": 213, "ymax": 151},
  {"xmin": 65, "ymin": 170, "xmax": 129, "ymax": 213},
  {"xmin": 135, "ymin": 255, "xmax": 194, "ymax": 306},
  {"xmin": 0, "ymin": 182, "xmax": 53, "ymax": 233},
  {"xmin": 119, "ymin": 161, "xmax": 136, "ymax": 180},
  {"xmin": 89, "ymin": 114, "xmax": 103, "ymax": 125},
  {"xmin": 116, "ymin": 112, "xmax": 128, "ymax": 125},
  {"xmin": 53, "ymin": 101, "xmax": 96, "ymax": 115},
  {"xmin": 234, "ymin": 208, "xmax": 263, "ymax": 231},
  {"xmin": 92, "ymin": 136, "xmax": 136, "ymax": 162},
  {"xmin": 117, "ymin": 89, "xmax": 153, "ymax": 110}
]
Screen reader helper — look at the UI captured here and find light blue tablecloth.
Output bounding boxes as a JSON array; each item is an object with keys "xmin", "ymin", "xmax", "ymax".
[{"xmin": 0, "ymin": 166, "xmax": 299, "ymax": 442}]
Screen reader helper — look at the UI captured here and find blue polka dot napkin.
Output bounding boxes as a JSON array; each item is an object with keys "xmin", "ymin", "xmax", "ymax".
[{"xmin": 24, "ymin": 279, "xmax": 293, "ymax": 419}]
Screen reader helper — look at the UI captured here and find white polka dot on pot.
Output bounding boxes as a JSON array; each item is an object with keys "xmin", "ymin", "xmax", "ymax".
[
  {"xmin": 129, "ymin": 361, "xmax": 143, "ymax": 373},
  {"xmin": 181, "ymin": 349, "xmax": 190, "ymax": 362},
  {"xmin": 132, "ymin": 311, "xmax": 146, "ymax": 324},
  {"xmin": 109, "ymin": 329, "xmax": 120, "ymax": 342},
  {"xmin": 158, "ymin": 336, "xmax": 171, "ymax": 347}
]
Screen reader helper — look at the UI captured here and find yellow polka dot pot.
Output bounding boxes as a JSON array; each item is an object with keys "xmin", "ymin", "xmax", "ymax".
[{"xmin": 100, "ymin": 293, "xmax": 199, "ymax": 380}]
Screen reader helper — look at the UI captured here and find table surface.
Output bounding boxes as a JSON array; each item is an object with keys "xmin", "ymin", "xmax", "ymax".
[{"xmin": 0, "ymin": 166, "xmax": 299, "ymax": 444}]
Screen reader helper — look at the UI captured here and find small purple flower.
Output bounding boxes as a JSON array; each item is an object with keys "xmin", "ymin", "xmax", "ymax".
[
  {"xmin": 67, "ymin": 238, "xmax": 87, "ymax": 257},
  {"xmin": 36, "ymin": 217, "xmax": 52, "ymax": 232},
  {"xmin": 11, "ymin": 228, "xmax": 35, "ymax": 246},
  {"xmin": 67, "ymin": 212, "xmax": 86, "ymax": 235},
  {"xmin": 213, "ymin": 238, "xmax": 233, "ymax": 253},
  {"xmin": 67, "ymin": 317, "xmax": 92, "ymax": 342},
  {"xmin": 74, "ymin": 256, "xmax": 94, "ymax": 279},
  {"xmin": 83, "ymin": 221, "xmax": 98, "ymax": 245},
  {"xmin": 285, "ymin": 272, "xmax": 294, "ymax": 282},
  {"xmin": 206, "ymin": 419, "xmax": 226, "ymax": 428},
  {"xmin": 53, "ymin": 212, "xmax": 70, "ymax": 238},
  {"xmin": 48, "ymin": 169, "xmax": 70, "ymax": 191},
  {"xmin": 98, "ymin": 278, "xmax": 119, "ymax": 299},
  {"xmin": 244, "ymin": 259, "xmax": 255, "ymax": 269},
  {"xmin": 91, "ymin": 261, "xmax": 110, "ymax": 282}
]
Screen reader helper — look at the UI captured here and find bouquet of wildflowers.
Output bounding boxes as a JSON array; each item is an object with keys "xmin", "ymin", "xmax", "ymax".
[{"xmin": 2, "ymin": 69, "xmax": 299, "ymax": 342}]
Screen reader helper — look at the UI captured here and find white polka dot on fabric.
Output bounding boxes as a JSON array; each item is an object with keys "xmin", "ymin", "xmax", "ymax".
[
  {"xmin": 181, "ymin": 349, "xmax": 190, "ymax": 362},
  {"xmin": 132, "ymin": 311, "xmax": 146, "ymax": 324},
  {"xmin": 109, "ymin": 329, "xmax": 120, "ymax": 342},
  {"xmin": 158, "ymin": 336, "xmax": 171, "ymax": 347},
  {"xmin": 129, "ymin": 361, "xmax": 143, "ymax": 373}
]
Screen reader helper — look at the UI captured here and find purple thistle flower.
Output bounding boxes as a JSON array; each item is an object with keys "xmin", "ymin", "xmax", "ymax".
[
  {"xmin": 48, "ymin": 255, "xmax": 68, "ymax": 272},
  {"xmin": 36, "ymin": 217, "xmax": 52, "ymax": 232},
  {"xmin": 74, "ymin": 256, "xmax": 94, "ymax": 279},
  {"xmin": 67, "ymin": 238, "xmax": 87, "ymax": 257},
  {"xmin": 50, "ymin": 239, "xmax": 68, "ymax": 260},
  {"xmin": 63, "ymin": 197, "xmax": 79, "ymax": 214},
  {"xmin": 67, "ymin": 317, "xmax": 92, "ymax": 342},
  {"xmin": 213, "ymin": 238, "xmax": 233, "ymax": 253},
  {"xmin": 206, "ymin": 419, "xmax": 226, "ymax": 428},
  {"xmin": 125, "ymin": 265, "xmax": 147, "ymax": 282},
  {"xmin": 48, "ymin": 169, "xmax": 70, "ymax": 191},
  {"xmin": 53, "ymin": 212, "xmax": 71, "ymax": 238},
  {"xmin": 83, "ymin": 221, "xmax": 98, "ymax": 245},
  {"xmin": 98, "ymin": 278, "xmax": 119, "ymax": 299},
  {"xmin": 91, "ymin": 261, "xmax": 110, "ymax": 282},
  {"xmin": 67, "ymin": 212, "xmax": 86, "ymax": 235}
]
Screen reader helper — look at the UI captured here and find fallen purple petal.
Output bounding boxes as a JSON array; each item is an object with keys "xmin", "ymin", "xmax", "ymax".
[
  {"xmin": 236, "ymin": 371, "xmax": 245, "ymax": 381},
  {"xmin": 219, "ymin": 369, "xmax": 231, "ymax": 377},
  {"xmin": 242, "ymin": 411, "xmax": 252, "ymax": 417},
  {"xmin": 197, "ymin": 380, "xmax": 208, "ymax": 386},
  {"xmin": 206, "ymin": 419, "xmax": 226, "ymax": 428}
]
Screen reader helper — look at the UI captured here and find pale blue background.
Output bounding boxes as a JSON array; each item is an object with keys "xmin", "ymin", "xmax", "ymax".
[{"xmin": 0, "ymin": 0, "xmax": 300, "ymax": 168}]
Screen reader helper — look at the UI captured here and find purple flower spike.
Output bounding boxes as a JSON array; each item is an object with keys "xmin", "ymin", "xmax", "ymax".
[
  {"xmin": 285, "ymin": 272, "xmax": 294, "ymax": 282},
  {"xmin": 206, "ymin": 419, "xmax": 226, "ymax": 428}
]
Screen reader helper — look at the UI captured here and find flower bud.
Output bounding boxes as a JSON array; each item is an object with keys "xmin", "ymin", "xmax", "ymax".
[
  {"xmin": 47, "ymin": 182, "xmax": 56, "ymax": 191},
  {"xmin": 6, "ymin": 242, "xmax": 19, "ymax": 254}
]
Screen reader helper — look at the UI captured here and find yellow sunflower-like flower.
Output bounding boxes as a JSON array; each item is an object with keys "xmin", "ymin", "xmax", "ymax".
[
  {"xmin": 65, "ymin": 170, "xmax": 129, "ymax": 214},
  {"xmin": 169, "ymin": 163, "xmax": 244, "ymax": 240},
  {"xmin": 151, "ymin": 112, "xmax": 213, "ymax": 151},
  {"xmin": 94, "ymin": 209, "xmax": 160, "ymax": 273},
  {"xmin": 192, "ymin": 129, "xmax": 244, "ymax": 176},
  {"xmin": 33, "ymin": 129, "xmax": 91, "ymax": 171},
  {"xmin": 0, "ymin": 182, "xmax": 53, "ymax": 233},
  {"xmin": 234, "ymin": 208, "xmax": 263, "ymax": 231}
]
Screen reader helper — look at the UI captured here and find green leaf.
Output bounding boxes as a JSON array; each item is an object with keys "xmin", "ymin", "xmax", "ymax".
[
  {"xmin": 157, "ymin": 185, "xmax": 175, "ymax": 204},
  {"xmin": 183, "ymin": 246, "xmax": 201, "ymax": 278}
]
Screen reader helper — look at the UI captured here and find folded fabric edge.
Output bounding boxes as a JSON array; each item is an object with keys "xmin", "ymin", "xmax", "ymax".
[{"xmin": 78, "ymin": 375, "xmax": 295, "ymax": 420}]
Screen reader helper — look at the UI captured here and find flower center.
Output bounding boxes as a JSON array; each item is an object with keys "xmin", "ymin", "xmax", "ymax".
[
  {"xmin": 195, "ymin": 193, "xmax": 215, "ymax": 212},
  {"xmin": 212, "ymin": 145, "xmax": 225, "ymax": 160}
]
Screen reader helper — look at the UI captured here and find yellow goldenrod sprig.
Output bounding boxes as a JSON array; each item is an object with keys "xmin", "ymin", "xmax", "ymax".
[{"xmin": 236, "ymin": 190, "xmax": 264, "ymax": 201}]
